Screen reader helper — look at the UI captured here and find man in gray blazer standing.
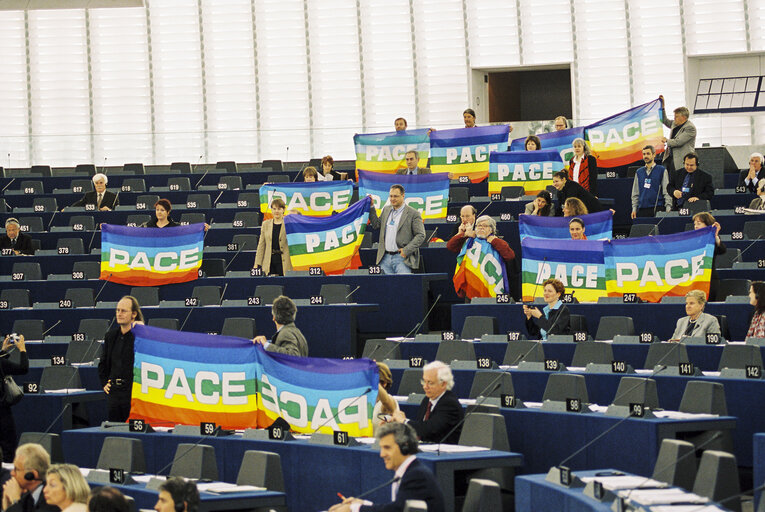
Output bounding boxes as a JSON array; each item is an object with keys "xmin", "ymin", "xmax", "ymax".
[
  {"xmin": 371, "ymin": 185, "xmax": 426, "ymax": 274},
  {"xmin": 659, "ymin": 95, "xmax": 696, "ymax": 172},
  {"xmin": 396, "ymin": 150, "xmax": 431, "ymax": 175}
]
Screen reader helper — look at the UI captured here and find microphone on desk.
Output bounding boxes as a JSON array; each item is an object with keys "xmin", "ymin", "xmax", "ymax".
[
  {"xmin": 343, "ymin": 285, "xmax": 360, "ymax": 305},
  {"xmin": 223, "ymin": 243, "xmax": 245, "ymax": 273},
  {"xmin": 218, "ymin": 282, "xmax": 229, "ymax": 306},
  {"xmin": 179, "ymin": 304, "xmax": 196, "ymax": 332},
  {"xmin": 355, "ymin": 475, "xmax": 402, "ymax": 500},
  {"xmin": 41, "ymin": 320, "xmax": 62, "ymax": 338},
  {"xmin": 1, "ymin": 178, "xmax": 16, "ymax": 193},
  {"xmin": 92, "ymin": 273, "xmax": 113, "ymax": 305},
  {"xmin": 212, "ymin": 190, "xmax": 224, "ymax": 206},
  {"xmin": 309, "ymin": 387, "xmax": 373, "ymax": 436},
  {"xmin": 403, "ymin": 294, "xmax": 442, "ymax": 340}
]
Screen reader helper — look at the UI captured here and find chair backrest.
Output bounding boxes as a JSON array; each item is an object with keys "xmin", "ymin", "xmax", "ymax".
[
  {"xmin": 148, "ymin": 318, "xmax": 179, "ymax": 330},
  {"xmin": 687, "ymin": 199, "xmax": 711, "ymax": 214},
  {"xmin": 594, "ymin": 316, "xmax": 635, "ymax": 340},
  {"xmin": 135, "ymin": 195, "xmax": 159, "ymax": 210},
  {"xmin": 123, "ymin": 163, "xmax": 145, "ymax": 174},
  {"xmin": 543, "ymin": 373, "xmax": 588, "ymax": 403},
  {"xmin": 692, "ymin": 450, "xmax": 741, "ymax": 511},
  {"xmin": 319, "ymin": 284, "xmax": 352, "ymax": 304},
  {"xmin": 64, "ymin": 288, "xmax": 94, "ymax": 307},
  {"xmin": 170, "ymin": 162, "xmax": 191, "ymax": 174},
  {"xmin": 611, "ymin": 377, "xmax": 660, "ymax": 409},
  {"xmin": 200, "ymin": 258, "xmax": 225, "ymax": 277},
  {"xmin": 435, "ymin": 340, "xmax": 476, "ymax": 363},
  {"xmin": 468, "ymin": 371, "xmax": 513, "ymax": 399},
  {"xmin": 186, "ymin": 193, "xmax": 211, "ymax": 209},
  {"xmin": 571, "ymin": 342, "xmax": 614, "ymax": 366},
  {"xmin": 57, "ymin": 238, "xmax": 85, "ymax": 255},
  {"xmin": 169, "ymin": 444, "xmax": 218, "ymax": 480},
  {"xmin": 644, "ymin": 342, "xmax": 690, "ymax": 369},
  {"xmin": 17, "ymin": 217, "xmax": 45, "ymax": 233},
  {"xmin": 75, "ymin": 164, "xmax": 96, "ymax": 175},
  {"xmin": 236, "ymin": 450, "xmax": 284, "ymax": 491},
  {"xmin": 20, "ymin": 180, "xmax": 43, "ymax": 194},
  {"xmin": 180, "ymin": 212, "xmax": 206, "ymax": 225},
  {"xmin": 502, "ymin": 340, "xmax": 545, "ymax": 365},
  {"xmin": 69, "ymin": 215, "xmax": 95, "ymax": 231},
  {"xmin": 652, "ymin": 439, "xmax": 696, "ymax": 491},
  {"xmin": 716, "ymin": 279, "xmax": 752, "ymax": 300},
  {"xmin": 461, "ymin": 316, "xmax": 498, "ymax": 339},
  {"xmin": 33, "ymin": 197, "xmax": 58, "ymax": 212},
  {"xmin": 254, "ymin": 285, "xmax": 284, "ymax": 304},
  {"xmin": 232, "ymin": 234, "xmax": 259, "ymax": 251},
  {"xmin": 449, "ymin": 187, "xmax": 469, "ymax": 203},
  {"xmin": 12, "ymin": 319, "xmax": 44, "ymax": 340},
  {"xmin": 714, "ymin": 314, "xmax": 731, "ymax": 341},
  {"xmin": 679, "ymin": 380, "xmax": 728, "ymax": 415},
  {"xmin": 72, "ymin": 261, "xmax": 101, "ymax": 280},
  {"xmin": 262, "ymin": 160, "xmax": 283, "ymax": 171},
  {"xmin": 397, "ymin": 369, "xmax": 423, "ymax": 395},
  {"xmin": 77, "ymin": 318, "xmax": 110, "ymax": 341},
  {"xmin": 232, "ymin": 212, "xmax": 260, "ymax": 228},
  {"xmin": 191, "ymin": 285, "xmax": 221, "ymax": 306},
  {"xmin": 219, "ymin": 175, "xmax": 243, "ymax": 190},
  {"xmin": 39, "ymin": 366, "xmax": 81, "ymax": 391},
  {"xmin": 458, "ymin": 412, "xmax": 511, "ymax": 452},
  {"xmin": 216, "ymin": 160, "xmax": 238, "ymax": 172},
  {"xmin": 96, "ymin": 437, "xmax": 147, "ymax": 473},
  {"xmin": 221, "ymin": 318, "xmax": 256, "ymax": 339},
  {"xmin": 500, "ymin": 186, "xmax": 524, "ymax": 199},
  {"xmin": 461, "ymin": 478, "xmax": 502, "ymax": 512},
  {"xmin": 569, "ymin": 314, "xmax": 589, "ymax": 334},
  {"xmin": 130, "ymin": 287, "xmax": 160, "ymax": 307},
  {"xmin": 1, "ymin": 289, "xmax": 31, "ymax": 308},
  {"xmin": 715, "ymin": 248, "xmax": 741, "ymax": 269},
  {"xmin": 362, "ymin": 339, "xmax": 401, "ymax": 360},
  {"xmin": 718, "ymin": 344, "xmax": 763, "ymax": 371},
  {"xmin": 628, "ymin": 224, "xmax": 658, "ymax": 237},
  {"xmin": 743, "ymin": 221, "xmax": 765, "ymax": 240},
  {"xmin": 267, "ymin": 174, "xmax": 289, "ymax": 183},
  {"xmin": 11, "ymin": 262, "xmax": 42, "ymax": 281},
  {"xmin": 126, "ymin": 214, "xmax": 151, "ymax": 227},
  {"xmin": 17, "ymin": 433, "xmax": 64, "ymax": 463},
  {"xmin": 237, "ymin": 192, "xmax": 260, "ymax": 208},
  {"xmin": 70, "ymin": 178, "xmax": 94, "ymax": 193},
  {"xmin": 168, "ymin": 177, "xmax": 191, "ymax": 190},
  {"xmin": 121, "ymin": 178, "xmax": 146, "ymax": 193}
]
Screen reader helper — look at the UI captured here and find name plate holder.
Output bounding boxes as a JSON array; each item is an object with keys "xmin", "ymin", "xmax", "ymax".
[
  {"xmin": 516, "ymin": 360, "xmax": 568, "ymax": 372},
  {"xmin": 242, "ymin": 427, "xmax": 295, "ymax": 441},
  {"xmin": 582, "ymin": 480, "xmax": 617, "ymax": 502},
  {"xmin": 308, "ymin": 431, "xmax": 360, "ymax": 447},
  {"xmin": 86, "ymin": 468, "xmax": 136, "ymax": 486},
  {"xmin": 545, "ymin": 466, "xmax": 584, "ymax": 488}
]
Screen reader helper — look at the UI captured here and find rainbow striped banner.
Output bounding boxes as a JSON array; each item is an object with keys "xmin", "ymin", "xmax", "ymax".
[
  {"xmin": 284, "ymin": 196, "xmax": 371, "ymax": 274},
  {"xmin": 354, "ymin": 129, "xmax": 430, "ymax": 174},
  {"xmin": 357, "ymin": 170, "xmax": 449, "ymax": 220},
  {"xmin": 100, "ymin": 224, "xmax": 203, "ymax": 286},
  {"xmin": 510, "ymin": 126, "xmax": 585, "ymax": 165},
  {"xmin": 453, "ymin": 238, "xmax": 509, "ymax": 299},
  {"xmin": 585, "ymin": 99, "xmax": 665, "ymax": 168},
  {"xmin": 259, "ymin": 181, "xmax": 354, "ymax": 220},
  {"xmin": 489, "ymin": 150, "xmax": 565, "ymax": 195},
  {"xmin": 430, "ymin": 125, "xmax": 510, "ymax": 182},
  {"xmin": 604, "ymin": 227, "xmax": 715, "ymax": 302},
  {"xmin": 519, "ymin": 210, "xmax": 613, "ymax": 241},
  {"xmin": 521, "ymin": 238, "xmax": 607, "ymax": 303},
  {"xmin": 130, "ymin": 325, "xmax": 378, "ymax": 434}
]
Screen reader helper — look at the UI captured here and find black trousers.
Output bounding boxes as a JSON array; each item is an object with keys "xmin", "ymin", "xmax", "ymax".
[
  {"xmin": 0, "ymin": 404, "xmax": 17, "ymax": 462},
  {"xmin": 107, "ymin": 386, "xmax": 132, "ymax": 422}
]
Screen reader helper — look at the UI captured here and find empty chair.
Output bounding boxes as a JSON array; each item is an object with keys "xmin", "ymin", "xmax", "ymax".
[
  {"xmin": 121, "ymin": 178, "xmax": 146, "ymax": 193},
  {"xmin": 125, "ymin": 214, "xmax": 151, "ymax": 227},
  {"xmin": 628, "ymin": 224, "xmax": 658, "ymax": 237},
  {"xmin": 449, "ymin": 187, "xmax": 469, "ymax": 203},
  {"xmin": 64, "ymin": 288, "xmax": 95, "ymax": 308},
  {"xmin": 716, "ymin": 279, "xmax": 752, "ymax": 300},
  {"xmin": 69, "ymin": 215, "xmax": 95, "ymax": 231},
  {"xmin": 148, "ymin": 318, "xmax": 179, "ymax": 330},
  {"xmin": 254, "ymin": 285, "xmax": 284, "ymax": 304},
  {"xmin": 170, "ymin": 162, "xmax": 191, "ymax": 174},
  {"xmin": 435, "ymin": 340, "xmax": 476, "ymax": 363},
  {"xmin": 39, "ymin": 366, "xmax": 81, "ymax": 391},
  {"xmin": 236, "ymin": 450, "xmax": 284, "ymax": 491},
  {"xmin": 461, "ymin": 316, "xmax": 498, "ymax": 339},
  {"xmin": 17, "ymin": 433, "xmax": 64, "ymax": 463},
  {"xmin": 96, "ymin": 437, "xmax": 147, "ymax": 473},
  {"xmin": 743, "ymin": 221, "xmax": 765, "ymax": 240},
  {"xmin": 266, "ymin": 174, "xmax": 289, "ymax": 183},
  {"xmin": 77, "ymin": 319, "xmax": 110, "ymax": 341},
  {"xmin": 319, "ymin": 284, "xmax": 352, "ymax": 304},
  {"xmin": 571, "ymin": 342, "xmax": 614, "ymax": 367},
  {"xmin": 569, "ymin": 314, "xmax": 589, "ymax": 334},
  {"xmin": 135, "ymin": 195, "xmax": 159, "ymax": 210},
  {"xmin": 715, "ymin": 248, "xmax": 741, "ymax": 269},
  {"xmin": 167, "ymin": 177, "xmax": 191, "ymax": 191},
  {"xmin": 17, "ymin": 217, "xmax": 45, "ymax": 233},
  {"xmin": 33, "ymin": 197, "xmax": 57, "ymax": 212},
  {"xmin": 1, "ymin": 289, "xmax": 31, "ymax": 308},
  {"xmin": 679, "ymin": 381, "xmax": 728, "ymax": 415},
  {"xmin": 130, "ymin": 287, "xmax": 160, "ymax": 307},
  {"xmin": 72, "ymin": 261, "xmax": 101, "ymax": 280},
  {"xmin": 542, "ymin": 374, "xmax": 588, "ymax": 403},
  {"xmin": 218, "ymin": 175, "xmax": 242, "ymax": 190},
  {"xmin": 169, "ymin": 444, "xmax": 218, "ymax": 480},
  {"xmin": 74, "ymin": 164, "xmax": 96, "ymax": 175},
  {"xmin": 236, "ymin": 192, "xmax": 260, "ymax": 208},
  {"xmin": 500, "ymin": 186, "xmax": 524, "ymax": 199},
  {"xmin": 200, "ymin": 258, "xmax": 225, "ymax": 277},
  {"xmin": 262, "ymin": 160, "xmax": 283, "ymax": 171},
  {"xmin": 232, "ymin": 234, "xmax": 259, "ymax": 251},
  {"xmin": 30, "ymin": 165, "xmax": 51, "ymax": 177},
  {"xmin": 652, "ymin": 439, "xmax": 697, "ymax": 491},
  {"xmin": 123, "ymin": 163, "xmax": 145, "ymax": 174},
  {"xmin": 468, "ymin": 371, "xmax": 513, "ymax": 399},
  {"xmin": 686, "ymin": 199, "xmax": 711, "ymax": 214},
  {"xmin": 70, "ymin": 179, "xmax": 94, "ymax": 193},
  {"xmin": 57, "ymin": 238, "xmax": 85, "ymax": 255},
  {"xmin": 594, "ymin": 316, "xmax": 635, "ymax": 340},
  {"xmin": 232, "ymin": 211, "xmax": 260, "ymax": 228},
  {"xmin": 458, "ymin": 413, "xmax": 509, "ymax": 451},
  {"xmin": 644, "ymin": 342, "xmax": 691, "ymax": 369},
  {"xmin": 717, "ymin": 344, "xmax": 763, "ymax": 370},
  {"xmin": 611, "ymin": 377, "xmax": 660, "ymax": 410},
  {"xmin": 397, "ymin": 369, "xmax": 423, "ymax": 395},
  {"xmin": 185, "ymin": 193, "xmax": 211, "ymax": 209},
  {"xmin": 217, "ymin": 161, "xmax": 238, "ymax": 172},
  {"xmin": 20, "ymin": 180, "xmax": 43, "ymax": 195},
  {"xmin": 221, "ymin": 318, "xmax": 256, "ymax": 339},
  {"xmin": 180, "ymin": 213, "xmax": 206, "ymax": 225},
  {"xmin": 692, "ymin": 450, "xmax": 741, "ymax": 512},
  {"xmin": 362, "ymin": 339, "xmax": 401, "ymax": 360},
  {"xmin": 191, "ymin": 285, "xmax": 221, "ymax": 306},
  {"xmin": 462, "ymin": 479, "xmax": 502, "ymax": 512},
  {"xmin": 502, "ymin": 341, "xmax": 545, "ymax": 365},
  {"xmin": 12, "ymin": 319, "xmax": 44, "ymax": 340},
  {"xmin": 714, "ymin": 315, "xmax": 731, "ymax": 341},
  {"xmin": 65, "ymin": 340, "xmax": 102, "ymax": 364}
]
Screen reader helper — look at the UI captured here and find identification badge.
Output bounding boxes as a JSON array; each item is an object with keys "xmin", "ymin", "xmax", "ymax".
[
  {"xmin": 643, "ymin": 179, "xmax": 652, "ymax": 189},
  {"xmin": 681, "ymin": 186, "xmax": 690, "ymax": 193}
]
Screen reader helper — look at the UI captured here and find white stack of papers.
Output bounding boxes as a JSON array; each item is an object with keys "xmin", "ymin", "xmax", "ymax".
[
  {"xmin": 524, "ymin": 402, "xmax": 543, "ymax": 408},
  {"xmin": 579, "ymin": 475, "xmax": 667, "ymax": 490},
  {"xmin": 44, "ymin": 388, "xmax": 86, "ymax": 393},
  {"xmin": 618, "ymin": 488, "xmax": 709, "ymax": 505},
  {"xmin": 458, "ymin": 398, "xmax": 477, "ymax": 406},
  {"xmin": 418, "ymin": 444, "xmax": 489, "ymax": 453},
  {"xmin": 649, "ymin": 506, "xmax": 726, "ymax": 512},
  {"xmin": 197, "ymin": 482, "xmax": 265, "ymax": 493},
  {"xmin": 653, "ymin": 411, "xmax": 718, "ymax": 419}
]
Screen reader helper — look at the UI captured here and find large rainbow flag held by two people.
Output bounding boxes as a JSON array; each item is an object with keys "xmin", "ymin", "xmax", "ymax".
[
  {"xmin": 519, "ymin": 210, "xmax": 614, "ymax": 241},
  {"xmin": 357, "ymin": 170, "xmax": 450, "ymax": 220},
  {"xmin": 130, "ymin": 325, "xmax": 378, "ymax": 436},
  {"xmin": 453, "ymin": 238, "xmax": 510, "ymax": 299},
  {"xmin": 259, "ymin": 181, "xmax": 354, "ymax": 219},
  {"xmin": 100, "ymin": 224, "xmax": 205, "ymax": 286},
  {"xmin": 353, "ymin": 129, "xmax": 430, "ymax": 174}
]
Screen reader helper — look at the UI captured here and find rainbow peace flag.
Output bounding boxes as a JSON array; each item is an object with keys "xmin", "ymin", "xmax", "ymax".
[
  {"xmin": 100, "ymin": 224, "xmax": 203, "ymax": 286},
  {"xmin": 354, "ymin": 129, "xmax": 430, "ymax": 174},
  {"xmin": 489, "ymin": 150, "xmax": 565, "ymax": 195},
  {"xmin": 521, "ymin": 238, "xmax": 608, "ymax": 303},
  {"xmin": 130, "ymin": 324, "xmax": 378, "ymax": 434},
  {"xmin": 259, "ymin": 181, "xmax": 354, "ymax": 220},
  {"xmin": 430, "ymin": 125, "xmax": 510, "ymax": 182},
  {"xmin": 585, "ymin": 99, "xmax": 665, "ymax": 168},
  {"xmin": 284, "ymin": 196, "xmax": 371, "ymax": 274},
  {"xmin": 510, "ymin": 126, "xmax": 585, "ymax": 166},
  {"xmin": 357, "ymin": 170, "xmax": 449, "ymax": 220},
  {"xmin": 519, "ymin": 210, "xmax": 613, "ymax": 241},
  {"xmin": 605, "ymin": 227, "xmax": 715, "ymax": 302},
  {"xmin": 453, "ymin": 238, "xmax": 509, "ymax": 299}
]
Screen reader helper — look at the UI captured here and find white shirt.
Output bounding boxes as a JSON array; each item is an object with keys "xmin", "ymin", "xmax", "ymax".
[
  {"xmin": 571, "ymin": 155, "xmax": 584, "ymax": 183},
  {"xmin": 384, "ymin": 205, "xmax": 404, "ymax": 253}
]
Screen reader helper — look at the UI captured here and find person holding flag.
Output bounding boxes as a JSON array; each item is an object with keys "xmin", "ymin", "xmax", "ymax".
[{"xmin": 452, "ymin": 215, "xmax": 515, "ymax": 299}]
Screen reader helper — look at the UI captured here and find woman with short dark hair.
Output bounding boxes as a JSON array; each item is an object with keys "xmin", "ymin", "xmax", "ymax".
[{"xmin": 144, "ymin": 199, "xmax": 179, "ymax": 228}]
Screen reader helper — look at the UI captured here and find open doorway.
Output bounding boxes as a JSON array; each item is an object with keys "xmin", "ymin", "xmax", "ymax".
[{"xmin": 487, "ymin": 67, "xmax": 572, "ymax": 123}]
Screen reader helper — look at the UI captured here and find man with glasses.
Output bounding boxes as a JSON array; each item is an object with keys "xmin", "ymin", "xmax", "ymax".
[
  {"xmin": 2, "ymin": 444, "xmax": 58, "ymax": 512},
  {"xmin": 98, "ymin": 296, "xmax": 144, "ymax": 422},
  {"xmin": 370, "ymin": 185, "xmax": 426, "ymax": 275},
  {"xmin": 391, "ymin": 361, "xmax": 463, "ymax": 444}
]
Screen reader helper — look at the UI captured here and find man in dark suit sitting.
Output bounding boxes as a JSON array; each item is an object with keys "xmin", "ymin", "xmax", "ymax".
[
  {"xmin": 1, "ymin": 444, "xmax": 59, "ymax": 512},
  {"xmin": 329, "ymin": 422, "xmax": 445, "ymax": 512},
  {"xmin": 395, "ymin": 151, "xmax": 431, "ymax": 175},
  {"xmin": 67, "ymin": 173, "xmax": 118, "ymax": 211},
  {"xmin": 0, "ymin": 219, "xmax": 34, "ymax": 256},
  {"xmin": 666, "ymin": 152, "xmax": 714, "ymax": 210},
  {"xmin": 391, "ymin": 361, "xmax": 464, "ymax": 444}
]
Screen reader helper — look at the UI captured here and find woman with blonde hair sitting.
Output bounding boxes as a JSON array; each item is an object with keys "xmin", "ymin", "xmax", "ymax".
[
  {"xmin": 43, "ymin": 464, "xmax": 91, "ymax": 512},
  {"xmin": 669, "ymin": 290, "xmax": 721, "ymax": 341}
]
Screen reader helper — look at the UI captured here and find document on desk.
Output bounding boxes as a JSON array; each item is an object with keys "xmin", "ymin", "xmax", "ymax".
[
  {"xmin": 418, "ymin": 444, "xmax": 489, "ymax": 453},
  {"xmin": 652, "ymin": 411, "xmax": 718, "ymax": 420},
  {"xmin": 618, "ymin": 488, "xmax": 709, "ymax": 505},
  {"xmin": 44, "ymin": 388, "xmax": 86, "ymax": 393},
  {"xmin": 579, "ymin": 476, "xmax": 667, "ymax": 490},
  {"xmin": 197, "ymin": 483, "xmax": 266, "ymax": 493},
  {"xmin": 649, "ymin": 506, "xmax": 727, "ymax": 512}
]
